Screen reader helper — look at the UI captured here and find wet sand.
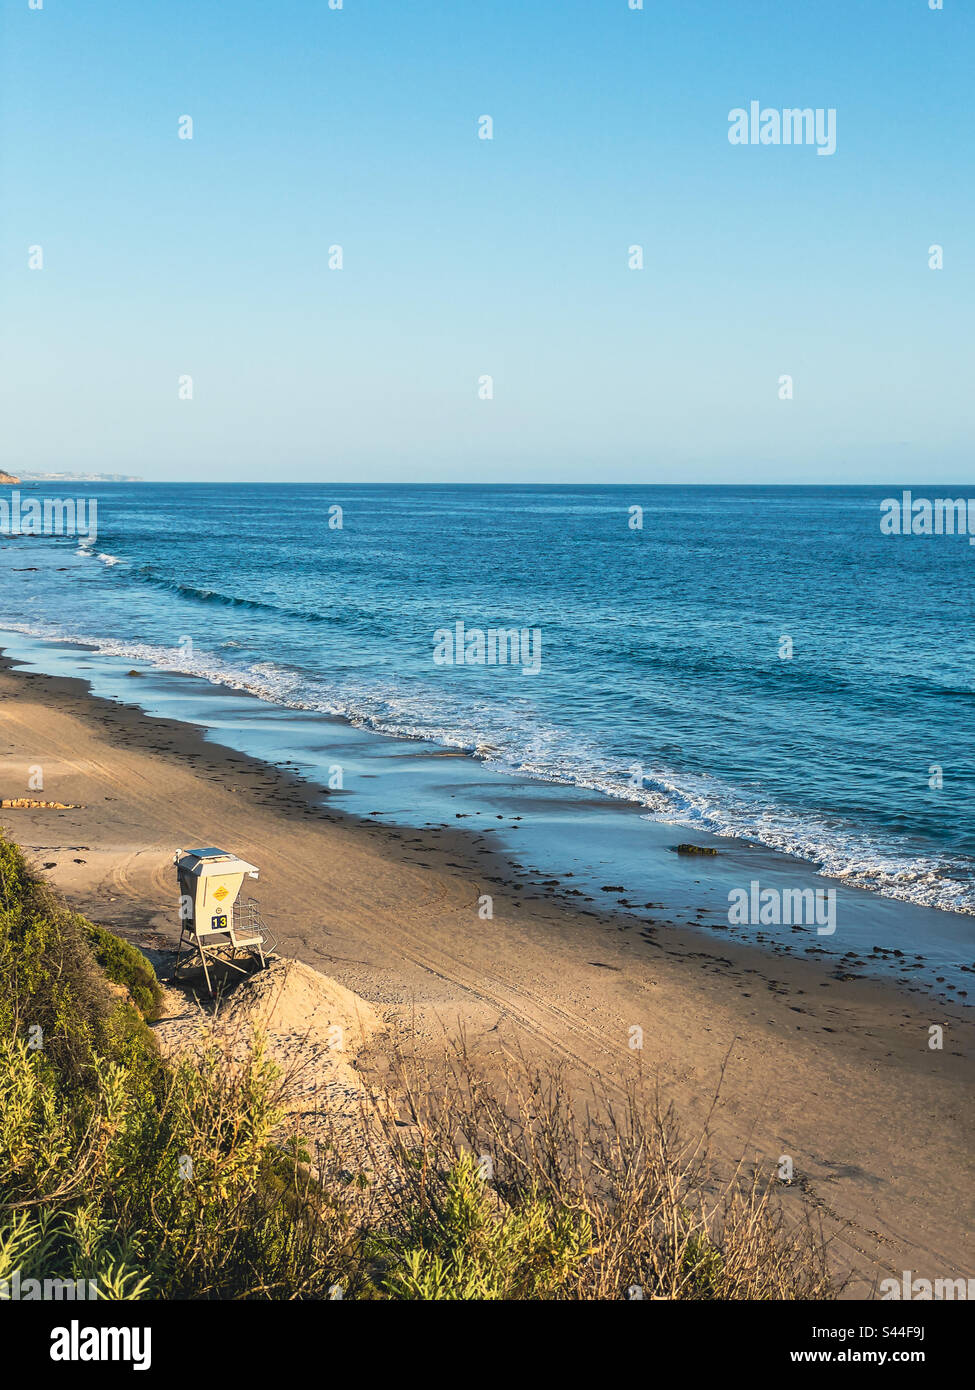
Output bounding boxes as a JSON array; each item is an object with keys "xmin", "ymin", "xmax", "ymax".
[{"xmin": 0, "ymin": 652, "xmax": 972, "ymax": 1296}]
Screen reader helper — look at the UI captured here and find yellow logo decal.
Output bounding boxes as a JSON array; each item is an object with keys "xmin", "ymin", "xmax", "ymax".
[{"xmin": 213, "ymin": 885, "xmax": 229, "ymax": 902}]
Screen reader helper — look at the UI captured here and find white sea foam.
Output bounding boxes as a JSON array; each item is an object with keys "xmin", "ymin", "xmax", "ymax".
[{"xmin": 2, "ymin": 616, "xmax": 973, "ymax": 918}]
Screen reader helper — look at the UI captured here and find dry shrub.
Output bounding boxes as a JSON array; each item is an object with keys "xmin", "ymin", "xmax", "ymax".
[{"xmin": 359, "ymin": 1039, "xmax": 838, "ymax": 1300}]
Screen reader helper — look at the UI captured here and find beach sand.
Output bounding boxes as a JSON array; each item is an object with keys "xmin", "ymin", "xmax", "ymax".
[{"xmin": 1, "ymin": 654, "xmax": 971, "ymax": 1296}]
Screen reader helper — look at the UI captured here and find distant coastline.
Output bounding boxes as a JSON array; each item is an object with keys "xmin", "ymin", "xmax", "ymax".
[
  {"xmin": 0, "ymin": 472, "xmax": 19, "ymax": 485},
  {"xmin": 15, "ymin": 471, "xmax": 142, "ymax": 483}
]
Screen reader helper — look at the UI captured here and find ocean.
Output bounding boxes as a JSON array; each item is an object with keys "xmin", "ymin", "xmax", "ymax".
[{"xmin": 2, "ymin": 482, "xmax": 974, "ymax": 994}]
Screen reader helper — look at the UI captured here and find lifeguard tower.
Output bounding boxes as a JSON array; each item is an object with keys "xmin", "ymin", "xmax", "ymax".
[{"xmin": 173, "ymin": 847, "xmax": 276, "ymax": 994}]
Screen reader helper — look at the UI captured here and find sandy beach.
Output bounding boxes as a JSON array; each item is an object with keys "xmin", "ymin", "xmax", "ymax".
[{"xmin": 0, "ymin": 652, "xmax": 972, "ymax": 1297}]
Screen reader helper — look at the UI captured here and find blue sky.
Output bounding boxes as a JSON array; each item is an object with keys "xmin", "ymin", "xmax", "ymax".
[{"xmin": 1, "ymin": 0, "xmax": 972, "ymax": 482}]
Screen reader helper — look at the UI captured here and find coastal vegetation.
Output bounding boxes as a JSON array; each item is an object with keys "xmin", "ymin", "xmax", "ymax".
[{"xmin": 0, "ymin": 829, "xmax": 835, "ymax": 1300}]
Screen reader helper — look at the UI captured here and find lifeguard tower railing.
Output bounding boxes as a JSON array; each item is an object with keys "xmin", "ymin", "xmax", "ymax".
[{"xmin": 232, "ymin": 897, "xmax": 278, "ymax": 959}]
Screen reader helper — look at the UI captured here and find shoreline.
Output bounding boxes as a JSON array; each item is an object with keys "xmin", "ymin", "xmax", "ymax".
[
  {"xmin": 1, "ymin": 626, "xmax": 972, "ymax": 1004},
  {"xmin": 1, "ymin": 650, "xmax": 973, "ymax": 1294}
]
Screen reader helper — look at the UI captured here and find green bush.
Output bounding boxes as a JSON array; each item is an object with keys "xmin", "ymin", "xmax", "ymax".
[
  {"xmin": 0, "ymin": 838, "xmax": 114, "ymax": 1085},
  {"xmin": 82, "ymin": 920, "xmax": 163, "ymax": 1021},
  {"xmin": 372, "ymin": 1154, "xmax": 593, "ymax": 1299}
]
